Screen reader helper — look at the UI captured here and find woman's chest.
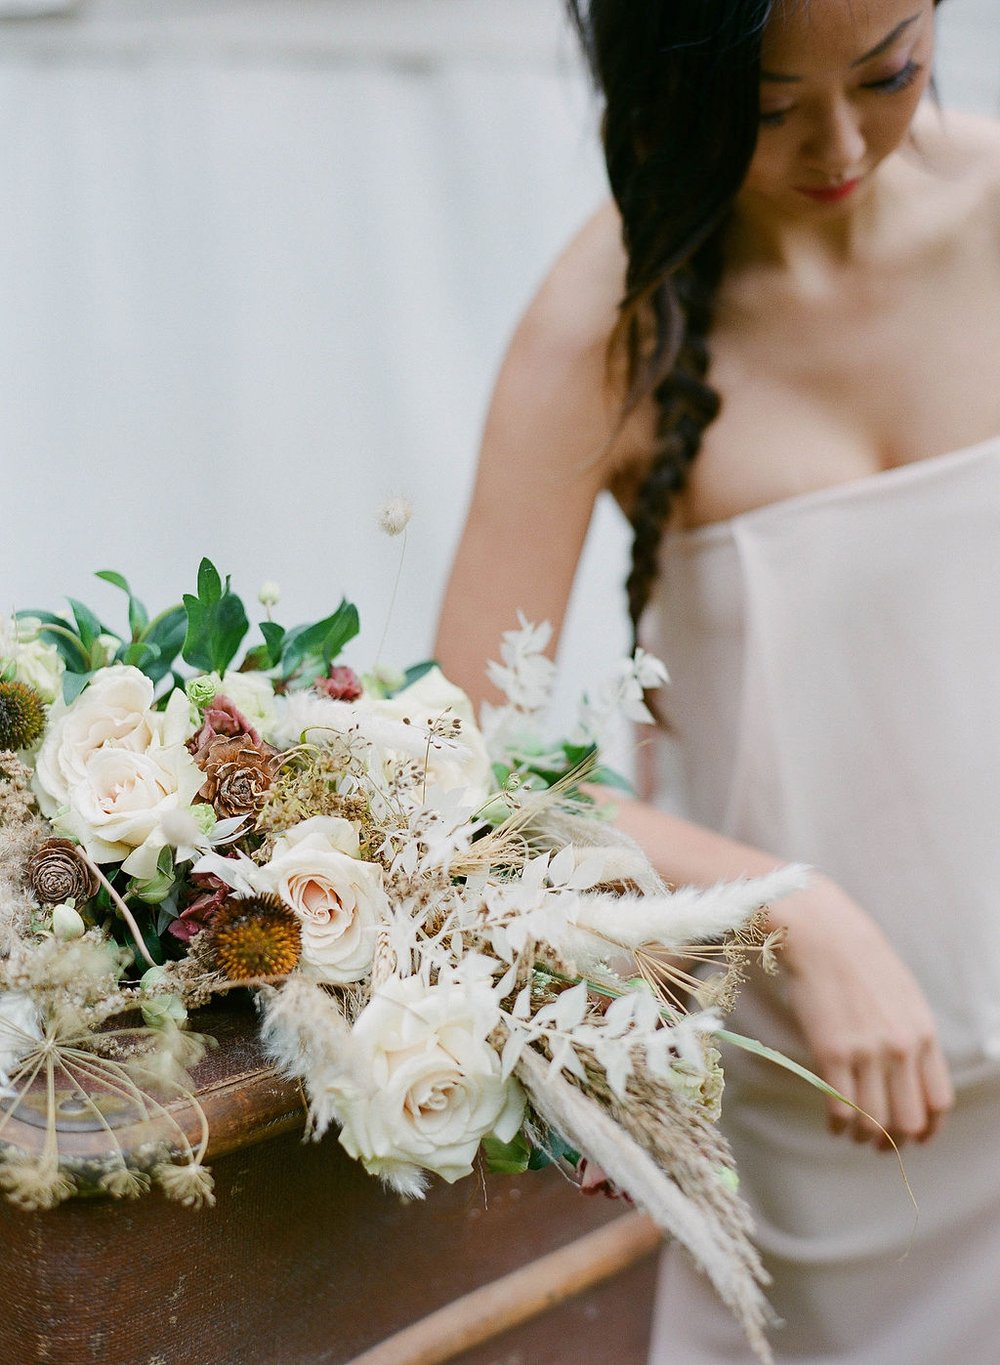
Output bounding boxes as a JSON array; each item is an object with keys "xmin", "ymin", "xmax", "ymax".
[{"xmin": 677, "ymin": 235, "xmax": 1000, "ymax": 529}]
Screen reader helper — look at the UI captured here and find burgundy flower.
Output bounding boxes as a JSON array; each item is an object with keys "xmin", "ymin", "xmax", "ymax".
[
  {"xmin": 168, "ymin": 872, "xmax": 230, "ymax": 944},
  {"xmin": 188, "ymin": 695, "xmax": 260, "ymax": 762},
  {"xmin": 313, "ymin": 666, "xmax": 363, "ymax": 703}
]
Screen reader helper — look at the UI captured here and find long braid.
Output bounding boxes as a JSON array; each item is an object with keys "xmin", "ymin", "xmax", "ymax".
[{"xmin": 625, "ymin": 232, "xmax": 727, "ymax": 649}]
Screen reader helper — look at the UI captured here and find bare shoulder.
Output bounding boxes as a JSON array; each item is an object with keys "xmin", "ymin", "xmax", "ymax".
[
  {"xmin": 497, "ymin": 199, "xmax": 643, "ymax": 486},
  {"xmin": 915, "ymin": 104, "xmax": 1000, "ymax": 196}
]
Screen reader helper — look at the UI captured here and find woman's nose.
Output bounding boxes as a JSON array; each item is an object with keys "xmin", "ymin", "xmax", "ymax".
[{"xmin": 802, "ymin": 99, "xmax": 867, "ymax": 177}]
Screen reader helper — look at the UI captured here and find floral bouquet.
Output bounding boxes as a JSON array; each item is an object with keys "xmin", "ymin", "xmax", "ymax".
[{"xmin": 0, "ymin": 557, "xmax": 803, "ymax": 1362}]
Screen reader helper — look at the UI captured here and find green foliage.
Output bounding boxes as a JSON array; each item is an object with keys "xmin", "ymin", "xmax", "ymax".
[
  {"xmin": 278, "ymin": 600, "xmax": 360, "ymax": 679},
  {"xmin": 481, "ymin": 1130, "xmax": 531, "ymax": 1175},
  {"xmin": 181, "ymin": 558, "xmax": 250, "ymax": 674}
]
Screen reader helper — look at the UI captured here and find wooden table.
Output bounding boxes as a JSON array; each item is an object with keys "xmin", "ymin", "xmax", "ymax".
[{"xmin": 0, "ymin": 1004, "xmax": 658, "ymax": 1364}]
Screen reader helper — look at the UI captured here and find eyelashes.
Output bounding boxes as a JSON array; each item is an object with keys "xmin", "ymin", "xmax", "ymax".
[
  {"xmin": 866, "ymin": 58, "xmax": 924, "ymax": 93},
  {"xmin": 758, "ymin": 59, "xmax": 925, "ymax": 128}
]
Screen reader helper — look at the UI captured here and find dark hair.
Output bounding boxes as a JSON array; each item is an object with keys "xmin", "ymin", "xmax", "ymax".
[{"xmin": 565, "ymin": 0, "xmax": 942, "ymax": 649}]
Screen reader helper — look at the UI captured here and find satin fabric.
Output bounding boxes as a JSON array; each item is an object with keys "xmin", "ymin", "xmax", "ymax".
[{"xmin": 645, "ymin": 438, "xmax": 1000, "ymax": 1362}]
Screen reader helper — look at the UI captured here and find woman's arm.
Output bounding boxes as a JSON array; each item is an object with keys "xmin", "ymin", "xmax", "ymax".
[{"xmin": 435, "ymin": 208, "xmax": 954, "ymax": 1149}]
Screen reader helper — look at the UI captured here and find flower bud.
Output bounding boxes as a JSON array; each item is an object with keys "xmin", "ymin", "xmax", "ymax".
[
  {"xmin": 190, "ymin": 802, "xmax": 217, "ymax": 835},
  {"xmin": 90, "ymin": 634, "xmax": 122, "ymax": 669},
  {"xmin": 257, "ymin": 581, "xmax": 281, "ymax": 608},
  {"xmin": 186, "ymin": 675, "xmax": 218, "ymax": 709},
  {"xmin": 129, "ymin": 866, "xmax": 176, "ymax": 905},
  {"xmin": 52, "ymin": 902, "xmax": 87, "ymax": 940}
]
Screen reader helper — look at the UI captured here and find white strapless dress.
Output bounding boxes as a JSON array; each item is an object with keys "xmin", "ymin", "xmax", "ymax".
[{"xmin": 643, "ymin": 437, "xmax": 1000, "ymax": 1364}]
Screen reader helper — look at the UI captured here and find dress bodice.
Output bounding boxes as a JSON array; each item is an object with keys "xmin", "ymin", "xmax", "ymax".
[{"xmin": 645, "ymin": 436, "xmax": 1000, "ymax": 1081}]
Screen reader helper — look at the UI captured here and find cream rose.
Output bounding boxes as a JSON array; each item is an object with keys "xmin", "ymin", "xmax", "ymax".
[
  {"xmin": 60, "ymin": 741, "xmax": 204, "ymax": 875},
  {"xmin": 332, "ymin": 973, "xmax": 525, "ymax": 1185},
  {"xmin": 365, "ymin": 668, "xmax": 494, "ymax": 807},
  {"xmin": 34, "ymin": 667, "xmax": 192, "ymax": 814},
  {"xmin": 257, "ymin": 816, "xmax": 389, "ymax": 985}
]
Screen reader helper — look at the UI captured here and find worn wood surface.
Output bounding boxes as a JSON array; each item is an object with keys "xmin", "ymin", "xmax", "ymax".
[{"xmin": 0, "ymin": 1002, "xmax": 657, "ymax": 1364}]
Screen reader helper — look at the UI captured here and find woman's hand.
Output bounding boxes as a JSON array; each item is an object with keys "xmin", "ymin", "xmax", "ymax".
[{"xmin": 773, "ymin": 876, "xmax": 955, "ymax": 1148}]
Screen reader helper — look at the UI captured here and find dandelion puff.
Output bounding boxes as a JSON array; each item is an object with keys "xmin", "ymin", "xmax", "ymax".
[
  {"xmin": 0, "ymin": 1152, "xmax": 75, "ymax": 1211},
  {"xmin": 99, "ymin": 1166, "xmax": 151, "ymax": 1200},
  {"xmin": 377, "ymin": 497, "xmax": 413, "ymax": 537},
  {"xmin": 152, "ymin": 1160, "xmax": 216, "ymax": 1209}
]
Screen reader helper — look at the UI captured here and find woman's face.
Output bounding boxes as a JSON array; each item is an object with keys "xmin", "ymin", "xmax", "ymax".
[{"xmin": 741, "ymin": 0, "xmax": 936, "ymax": 215}]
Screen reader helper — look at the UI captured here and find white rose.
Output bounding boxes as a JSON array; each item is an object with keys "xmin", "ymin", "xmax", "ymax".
[
  {"xmin": 257, "ymin": 816, "xmax": 389, "ymax": 985},
  {"xmin": 332, "ymin": 973, "xmax": 525, "ymax": 1185},
  {"xmin": 60, "ymin": 740, "xmax": 204, "ymax": 873},
  {"xmin": 34, "ymin": 667, "xmax": 166, "ymax": 813},
  {"xmin": 365, "ymin": 668, "xmax": 494, "ymax": 806}
]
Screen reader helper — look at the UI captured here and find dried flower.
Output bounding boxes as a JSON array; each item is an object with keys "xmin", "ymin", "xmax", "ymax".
[
  {"xmin": 188, "ymin": 697, "xmax": 260, "ymax": 759},
  {"xmin": 152, "ymin": 1160, "xmax": 216, "ymax": 1209},
  {"xmin": 0, "ymin": 680, "xmax": 46, "ymax": 751},
  {"xmin": 195, "ymin": 734, "xmax": 280, "ymax": 819},
  {"xmin": 377, "ymin": 496, "xmax": 413, "ymax": 537},
  {"xmin": 27, "ymin": 837, "xmax": 99, "ymax": 907},
  {"xmin": 205, "ymin": 894, "xmax": 302, "ymax": 981},
  {"xmin": 313, "ymin": 665, "xmax": 363, "ymax": 703}
]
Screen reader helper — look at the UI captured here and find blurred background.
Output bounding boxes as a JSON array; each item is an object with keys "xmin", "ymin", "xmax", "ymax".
[{"xmin": 1, "ymin": 0, "xmax": 997, "ymax": 745}]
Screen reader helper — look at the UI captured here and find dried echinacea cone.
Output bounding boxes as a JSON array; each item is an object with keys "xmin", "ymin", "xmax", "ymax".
[{"xmin": 204, "ymin": 894, "xmax": 302, "ymax": 982}]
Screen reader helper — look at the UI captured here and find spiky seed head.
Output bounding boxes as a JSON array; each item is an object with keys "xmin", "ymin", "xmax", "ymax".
[
  {"xmin": 205, "ymin": 893, "xmax": 302, "ymax": 981},
  {"xmin": 0, "ymin": 681, "xmax": 46, "ymax": 750}
]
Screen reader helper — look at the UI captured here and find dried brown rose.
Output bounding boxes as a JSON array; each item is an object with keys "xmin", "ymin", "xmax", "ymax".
[
  {"xmin": 195, "ymin": 735, "xmax": 280, "ymax": 820},
  {"xmin": 27, "ymin": 837, "xmax": 99, "ymax": 907}
]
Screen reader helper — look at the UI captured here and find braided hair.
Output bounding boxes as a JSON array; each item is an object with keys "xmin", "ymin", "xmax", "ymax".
[{"xmin": 566, "ymin": 0, "xmax": 773, "ymax": 649}]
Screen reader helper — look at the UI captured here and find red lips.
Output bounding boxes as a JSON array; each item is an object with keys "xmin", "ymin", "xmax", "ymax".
[{"xmin": 795, "ymin": 178, "xmax": 862, "ymax": 204}]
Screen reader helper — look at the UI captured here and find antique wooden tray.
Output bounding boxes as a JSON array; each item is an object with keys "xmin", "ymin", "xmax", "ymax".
[{"xmin": 0, "ymin": 1002, "xmax": 658, "ymax": 1364}]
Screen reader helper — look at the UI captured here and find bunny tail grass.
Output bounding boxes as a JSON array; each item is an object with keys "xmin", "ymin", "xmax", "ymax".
[{"xmin": 515, "ymin": 1047, "xmax": 776, "ymax": 1365}]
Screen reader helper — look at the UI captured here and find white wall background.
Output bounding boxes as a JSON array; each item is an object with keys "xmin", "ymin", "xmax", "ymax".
[{"xmin": 0, "ymin": 0, "xmax": 997, "ymax": 737}]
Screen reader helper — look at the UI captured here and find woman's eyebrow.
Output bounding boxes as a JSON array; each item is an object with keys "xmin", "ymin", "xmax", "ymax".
[{"xmin": 760, "ymin": 14, "xmax": 921, "ymax": 84}]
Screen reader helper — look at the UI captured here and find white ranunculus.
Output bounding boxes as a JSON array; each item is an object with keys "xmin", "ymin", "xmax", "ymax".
[
  {"xmin": 331, "ymin": 973, "xmax": 525, "ymax": 1186},
  {"xmin": 34, "ymin": 667, "xmax": 190, "ymax": 814},
  {"xmin": 257, "ymin": 816, "xmax": 389, "ymax": 985},
  {"xmin": 0, "ymin": 992, "xmax": 42, "ymax": 1097},
  {"xmin": 365, "ymin": 668, "xmax": 494, "ymax": 807},
  {"xmin": 60, "ymin": 741, "xmax": 205, "ymax": 874}
]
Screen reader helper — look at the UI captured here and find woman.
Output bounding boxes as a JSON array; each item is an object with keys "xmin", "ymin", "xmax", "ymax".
[{"xmin": 435, "ymin": 1, "xmax": 1000, "ymax": 1360}]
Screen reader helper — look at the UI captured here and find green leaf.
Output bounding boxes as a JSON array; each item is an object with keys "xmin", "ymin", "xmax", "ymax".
[
  {"xmin": 319, "ymin": 600, "xmax": 360, "ymax": 664},
  {"xmin": 481, "ymin": 1131, "xmax": 531, "ymax": 1175},
  {"xmin": 240, "ymin": 645, "xmax": 272, "ymax": 672},
  {"xmin": 142, "ymin": 606, "xmax": 188, "ymax": 683},
  {"xmin": 280, "ymin": 600, "xmax": 359, "ymax": 676},
  {"xmin": 66, "ymin": 597, "xmax": 103, "ymax": 651},
  {"xmin": 123, "ymin": 641, "xmax": 161, "ymax": 670},
  {"xmin": 396, "ymin": 659, "xmax": 436, "ymax": 694},
  {"xmin": 37, "ymin": 623, "xmax": 91, "ymax": 671},
  {"xmin": 197, "ymin": 558, "xmax": 223, "ymax": 605},
  {"xmin": 587, "ymin": 765, "xmax": 634, "ymax": 794},
  {"xmin": 62, "ymin": 670, "xmax": 92, "ymax": 704},
  {"xmin": 715, "ymin": 1028, "xmax": 853, "ymax": 1105},
  {"xmin": 259, "ymin": 621, "xmax": 286, "ymax": 668},
  {"xmin": 181, "ymin": 585, "xmax": 250, "ymax": 676},
  {"xmin": 95, "ymin": 570, "xmax": 149, "ymax": 641}
]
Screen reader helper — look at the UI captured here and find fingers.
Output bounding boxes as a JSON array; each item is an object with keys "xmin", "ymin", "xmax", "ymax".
[{"xmin": 822, "ymin": 1036, "xmax": 955, "ymax": 1150}]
